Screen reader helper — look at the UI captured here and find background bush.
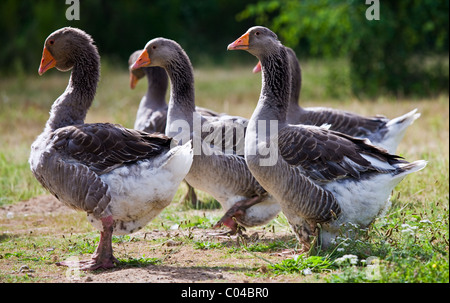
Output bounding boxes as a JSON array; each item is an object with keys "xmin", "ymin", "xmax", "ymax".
[
  {"xmin": 238, "ymin": 0, "xmax": 449, "ymax": 97},
  {"xmin": 0, "ymin": 0, "xmax": 448, "ymax": 97}
]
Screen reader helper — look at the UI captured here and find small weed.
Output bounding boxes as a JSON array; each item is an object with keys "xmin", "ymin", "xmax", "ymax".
[
  {"xmin": 229, "ymin": 238, "xmax": 296, "ymax": 253},
  {"xmin": 62, "ymin": 234, "xmax": 98, "ymax": 256},
  {"xmin": 113, "ymin": 235, "xmax": 139, "ymax": 243},
  {"xmin": 119, "ymin": 255, "xmax": 162, "ymax": 267},
  {"xmin": 194, "ymin": 241, "xmax": 224, "ymax": 250},
  {"xmin": 268, "ymin": 254, "xmax": 336, "ymax": 275}
]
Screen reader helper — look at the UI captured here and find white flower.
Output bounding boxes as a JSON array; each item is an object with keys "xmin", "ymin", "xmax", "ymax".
[
  {"xmin": 400, "ymin": 223, "xmax": 418, "ymax": 236},
  {"xmin": 302, "ymin": 268, "xmax": 312, "ymax": 275},
  {"xmin": 335, "ymin": 254, "xmax": 358, "ymax": 265}
]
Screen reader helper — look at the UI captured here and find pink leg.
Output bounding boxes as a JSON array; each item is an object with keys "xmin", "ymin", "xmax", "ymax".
[
  {"xmin": 213, "ymin": 196, "xmax": 262, "ymax": 235},
  {"xmin": 57, "ymin": 216, "xmax": 119, "ymax": 271}
]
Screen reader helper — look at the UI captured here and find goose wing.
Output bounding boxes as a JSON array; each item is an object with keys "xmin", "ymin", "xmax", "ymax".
[
  {"xmin": 302, "ymin": 108, "xmax": 388, "ymax": 138},
  {"xmin": 202, "ymin": 115, "xmax": 248, "ymax": 156},
  {"xmin": 51, "ymin": 123, "xmax": 172, "ymax": 175},
  {"xmin": 278, "ymin": 125, "xmax": 403, "ymax": 182},
  {"xmin": 138, "ymin": 108, "xmax": 168, "ymax": 134}
]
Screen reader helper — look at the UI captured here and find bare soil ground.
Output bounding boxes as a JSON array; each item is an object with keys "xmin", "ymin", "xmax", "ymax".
[{"xmin": 0, "ymin": 195, "xmax": 315, "ymax": 283}]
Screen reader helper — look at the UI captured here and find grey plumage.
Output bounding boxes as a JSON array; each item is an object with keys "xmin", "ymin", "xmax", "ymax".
[
  {"xmin": 284, "ymin": 46, "xmax": 419, "ymax": 153},
  {"xmin": 128, "ymin": 50, "xmax": 220, "ymax": 206},
  {"xmin": 132, "ymin": 38, "xmax": 281, "ymax": 231},
  {"xmin": 130, "ymin": 49, "xmax": 220, "ymax": 135},
  {"xmin": 230, "ymin": 26, "xmax": 426, "ymax": 250},
  {"xmin": 255, "ymin": 45, "xmax": 420, "ymax": 153},
  {"xmin": 30, "ymin": 28, "xmax": 193, "ymax": 270}
]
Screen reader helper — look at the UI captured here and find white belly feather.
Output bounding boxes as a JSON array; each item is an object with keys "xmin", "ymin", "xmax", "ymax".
[{"xmin": 88, "ymin": 142, "xmax": 193, "ymax": 235}]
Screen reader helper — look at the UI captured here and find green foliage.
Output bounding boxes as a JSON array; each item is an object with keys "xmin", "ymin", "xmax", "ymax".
[
  {"xmin": 227, "ymin": 237, "xmax": 297, "ymax": 254},
  {"xmin": 0, "ymin": 151, "xmax": 47, "ymax": 207},
  {"xmin": 325, "ymin": 205, "xmax": 449, "ymax": 282},
  {"xmin": 194, "ymin": 241, "xmax": 224, "ymax": 250},
  {"xmin": 119, "ymin": 255, "xmax": 162, "ymax": 267},
  {"xmin": 239, "ymin": 0, "xmax": 449, "ymax": 97},
  {"xmin": 0, "ymin": 0, "xmax": 258, "ymax": 75},
  {"xmin": 2, "ymin": 1, "xmax": 447, "ymax": 96},
  {"xmin": 64, "ymin": 234, "xmax": 98, "ymax": 255},
  {"xmin": 268, "ymin": 254, "xmax": 335, "ymax": 274}
]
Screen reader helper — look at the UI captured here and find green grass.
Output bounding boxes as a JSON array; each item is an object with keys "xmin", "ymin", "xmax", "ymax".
[
  {"xmin": 118, "ymin": 255, "xmax": 162, "ymax": 267},
  {"xmin": 0, "ymin": 61, "xmax": 448, "ymax": 283},
  {"xmin": 269, "ymin": 254, "xmax": 336, "ymax": 275},
  {"xmin": 194, "ymin": 241, "xmax": 225, "ymax": 250}
]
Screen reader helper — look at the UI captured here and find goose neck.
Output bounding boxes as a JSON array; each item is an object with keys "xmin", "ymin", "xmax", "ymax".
[
  {"xmin": 252, "ymin": 48, "xmax": 291, "ymax": 125},
  {"xmin": 45, "ymin": 52, "xmax": 100, "ymax": 131},
  {"xmin": 144, "ymin": 67, "xmax": 168, "ymax": 108},
  {"xmin": 165, "ymin": 55, "xmax": 196, "ymax": 119}
]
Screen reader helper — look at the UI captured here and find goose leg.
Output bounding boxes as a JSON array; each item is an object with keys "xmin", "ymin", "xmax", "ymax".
[
  {"xmin": 286, "ymin": 219, "xmax": 319, "ymax": 254},
  {"xmin": 57, "ymin": 216, "xmax": 119, "ymax": 271},
  {"xmin": 213, "ymin": 196, "xmax": 262, "ymax": 235},
  {"xmin": 181, "ymin": 181, "xmax": 202, "ymax": 208}
]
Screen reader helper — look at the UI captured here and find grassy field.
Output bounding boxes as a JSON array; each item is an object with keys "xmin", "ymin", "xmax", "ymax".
[{"xmin": 0, "ymin": 60, "xmax": 448, "ymax": 283}]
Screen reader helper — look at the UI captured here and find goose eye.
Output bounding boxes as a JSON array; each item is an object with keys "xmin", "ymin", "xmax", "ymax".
[
  {"xmin": 255, "ymin": 31, "xmax": 260, "ymax": 36},
  {"xmin": 152, "ymin": 45, "xmax": 157, "ymax": 50},
  {"xmin": 49, "ymin": 40, "xmax": 55, "ymax": 45}
]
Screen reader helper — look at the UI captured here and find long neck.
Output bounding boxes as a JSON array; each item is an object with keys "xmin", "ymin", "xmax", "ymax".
[
  {"xmin": 286, "ymin": 49, "xmax": 303, "ymax": 123},
  {"xmin": 287, "ymin": 47, "xmax": 302, "ymax": 109},
  {"xmin": 143, "ymin": 66, "xmax": 168, "ymax": 109},
  {"xmin": 251, "ymin": 47, "xmax": 291, "ymax": 127},
  {"xmin": 165, "ymin": 50, "xmax": 196, "ymax": 127},
  {"xmin": 45, "ymin": 49, "xmax": 100, "ymax": 131}
]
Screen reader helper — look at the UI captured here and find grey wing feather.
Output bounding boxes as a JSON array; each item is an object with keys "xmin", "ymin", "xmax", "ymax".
[
  {"xmin": 202, "ymin": 115, "xmax": 248, "ymax": 156},
  {"xmin": 142, "ymin": 110, "xmax": 168, "ymax": 134},
  {"xmin": 52, "ymin": 123, "xmax": 172, "ymax": 175},
  {"xmin": 36, "ymin": 151, "xmax": 111, "ymax": 217},
  {"xmin": 278, "ymin": 125, "xmax": 403, "ymax": 182},
  {"xmin": 302, "ymin": 109, "xmax": 389, "ymax": 139},
  {"xmin": 196, "ymin": 106, "xmax": 220, "ymax": 117}
]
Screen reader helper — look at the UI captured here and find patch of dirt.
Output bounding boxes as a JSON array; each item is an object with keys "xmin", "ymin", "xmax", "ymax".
[
  {"xmin": 0, "ymin": 195, "xmax": 312, "ymax": 284},
  {"xmin": 0, "ymin": 195, "xmax": 74, "ymax": 217}
]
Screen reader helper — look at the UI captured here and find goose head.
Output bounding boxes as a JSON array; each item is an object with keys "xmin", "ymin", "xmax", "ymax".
[
  {"xmin": 227, "ymin": 26, "xmax": 282, "ymax": 58},
  {"xmin": 128, "ymin": 50, "xmax": 146, "ymax": 89},
  {"xmin": 38, "ymin": 27, "xmax": 96, "ymax": 75},
  {"xmin": 131, "ymin": 38, "xmax": 185, "ymax": 70}
]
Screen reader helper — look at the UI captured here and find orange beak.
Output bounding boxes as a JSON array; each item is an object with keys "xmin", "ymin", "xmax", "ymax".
[
  {"xmin": 227, "ymin": 32, "xmax": 250, "ymax": 50},
  {"xmin": 131, "ymin": 49, "xmax": 151, "ymax": 70},
  {"xmin": 252, "ymin": 61, "xmax": 262, "ymax": 73},
  {"xmin": 38, "ymin": 47, "xmax": 56, "ymax": 75},
  {"xmin": 129, "ymin": 72, "xmax": 139, "ymax": 89}
]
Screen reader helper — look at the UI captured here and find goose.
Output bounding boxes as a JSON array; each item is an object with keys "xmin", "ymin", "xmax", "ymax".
[
  {"xmin": 128, "ymin": 50, "xmax": 218, "ymax": 206},
  {"xmin": 252, "ymin": 48, "xmax": 420, "ymax": 154},
  {"xmin": 131, "ymin": 38, "xmax": 281, "ymax": 234},
  {"xmin": 228, "ymin": 26, "xmax": 427, "ymax": 251},
  {"xmin": 30, "ymin": 27, "xmax": 193, "ymax": 270},
  {"xmin": 129, "ymin": 50, "xmax": 219, "ymax": 133}
]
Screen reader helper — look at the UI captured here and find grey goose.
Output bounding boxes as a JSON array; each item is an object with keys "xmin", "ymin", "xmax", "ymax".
[
  {"xmin": 131, "ymin": 38, "xmax": 281, "ymax": 234},
  {"xmin": 128, "ymin": 50, "xmax": 218, "ymax": 207},
  {"xmin": 228, "ymin": 26, "xmax": 427, "ymax": 251},
  {"xmin": 30, "ymin": 27, "xmax": 193, "ymax": 270}
]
